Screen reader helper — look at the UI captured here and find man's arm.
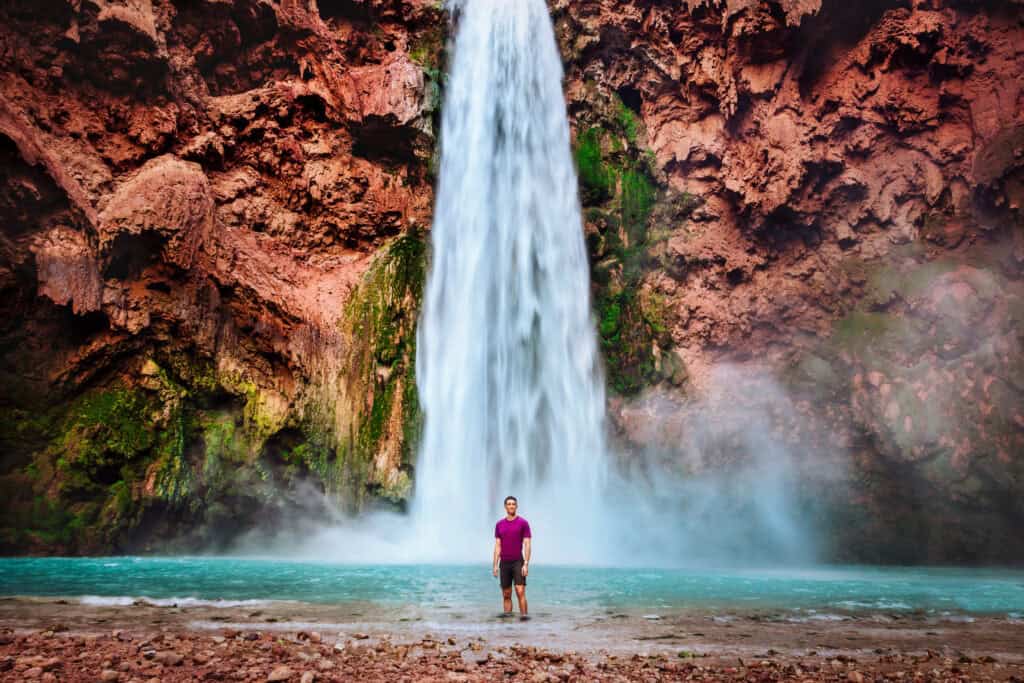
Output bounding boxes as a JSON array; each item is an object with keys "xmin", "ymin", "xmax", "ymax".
[
  {"xmin": 522, "ymin": 538, "xmax": 531, "ymax": 577},
  {"xmin": 493, "ymin": 538, "xmax": 501, "ymax": 577}
]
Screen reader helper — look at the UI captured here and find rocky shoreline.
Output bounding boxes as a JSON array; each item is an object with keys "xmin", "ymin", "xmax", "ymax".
[{"xmin": 1, "ymin": 599, "xmax": 1023, "ymax": 681}]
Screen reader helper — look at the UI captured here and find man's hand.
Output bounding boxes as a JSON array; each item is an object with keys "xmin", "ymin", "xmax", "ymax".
[
  {"xmin": 522, "ymin": 562, "xmax": 529, "ymax": 578},
  {"xmin": 492, "ymin": 564, "xmax": 499, "ymax": 577}
]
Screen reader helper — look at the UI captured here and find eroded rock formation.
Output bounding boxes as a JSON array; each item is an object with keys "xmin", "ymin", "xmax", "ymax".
[
  {"xmin": 0, "ymin": 0, "xmax": 442, "ymax": 552},
  {"xmin": 556, "ymin": 0, "xmax": 1024, "ymax": 561}
]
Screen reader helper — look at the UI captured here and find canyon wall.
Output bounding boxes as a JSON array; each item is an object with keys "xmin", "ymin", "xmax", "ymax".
[
  {"xmin": 1, "ymin": 0, "xmax": 1022, "ymax": 561},
  {"xmin": 0, "ymin": 0, "xmax": 442, "ymax": 552},
  {"xmin": 555, "ymin": 0, "xmax": 1024, "ymax": 562}
]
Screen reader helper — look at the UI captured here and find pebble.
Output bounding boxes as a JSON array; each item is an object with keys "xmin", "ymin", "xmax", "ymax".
[
  {"xmin": 267, "ymin": 665, "xmax": 293, "ymax": 681},
  {"xmin": 155, "ymin": 651, "xmax": 184, "ymax": 666},
  {"xmin": 300, "ymin": 672, "xmax": 315, "ymax": 683},
  {"xmin": 100, "ymin": 670, "xmax": 120, "ymax": 681}
]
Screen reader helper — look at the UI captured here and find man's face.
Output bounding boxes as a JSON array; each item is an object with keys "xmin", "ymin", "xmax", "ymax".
[{"xmin": 505, "ymin": 499, "xmax": 517, "ymax": 516}]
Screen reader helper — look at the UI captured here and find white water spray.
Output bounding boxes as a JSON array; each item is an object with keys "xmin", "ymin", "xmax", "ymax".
[{"xmin": 410, "ymin": 0, "xmax": 610, "ymax": 563}]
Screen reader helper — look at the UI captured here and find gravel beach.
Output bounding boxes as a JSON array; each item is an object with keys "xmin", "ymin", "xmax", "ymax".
[{"xmin": 1, "ymin": 598, "xmax": 1022, "ymax": 681}]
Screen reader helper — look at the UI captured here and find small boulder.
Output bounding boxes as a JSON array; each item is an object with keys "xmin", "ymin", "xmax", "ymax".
[
  {"xmin": 267, "ymin": 665, "xmax": 293, "ymax": 681},
  {"xmin": 155, "ymin": 651, "xmax": 184, "ymax": 666}
]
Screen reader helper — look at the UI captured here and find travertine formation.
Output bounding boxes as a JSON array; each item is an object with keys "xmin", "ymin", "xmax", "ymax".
[
  {"xmin": 1, "ymin": 0, "xmax": 1022, "ymax": 560},
  {"xmin": 0, "ymin": 0, "xmax": 441, "ymax": 552},
  {"xmin": 555, "ymin": 0, "xmax": 1024, "ymax": 561}
]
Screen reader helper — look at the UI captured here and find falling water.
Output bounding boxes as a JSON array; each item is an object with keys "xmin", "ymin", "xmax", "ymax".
[{"xmin": 410, "ymin": 0, "xmax": 611, "ymax": 563}]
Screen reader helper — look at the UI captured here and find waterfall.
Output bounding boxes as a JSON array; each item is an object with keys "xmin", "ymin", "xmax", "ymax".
[
  {"xmin": 284, "ymin": 0, "xmax": 819, "ymax": 568},
  {"xmin": 410, "ymin": 0, "xmax": 611, "ymax": 563}
]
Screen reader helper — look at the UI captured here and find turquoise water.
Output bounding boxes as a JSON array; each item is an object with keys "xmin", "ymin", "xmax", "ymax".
[{"xmin": 1, "ymin": 559, "xmax": 1023, "ymax": 617}]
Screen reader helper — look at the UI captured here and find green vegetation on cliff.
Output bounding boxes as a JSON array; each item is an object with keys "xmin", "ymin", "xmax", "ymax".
[
  {"xmin": 574, "ymin": 96, "xmax": 669, "ymax": 395},
  {"xmin": 340, "ymin": 228, "xmax": 427, "ymax": 508},
  {"xmin": 0, "ymin": 228, "xmax": 429, "ymax": 553}
]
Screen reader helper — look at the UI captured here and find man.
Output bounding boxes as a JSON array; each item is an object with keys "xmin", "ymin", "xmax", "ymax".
[{"xmin": 492, "ymin": 496, "xmax": 532, "ymax": 617}]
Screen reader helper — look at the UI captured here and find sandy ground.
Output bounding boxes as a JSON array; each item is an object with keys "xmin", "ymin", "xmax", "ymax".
[{"xmin": 0, "ymin": 597, "xmax": 1022, "ymax": 681}]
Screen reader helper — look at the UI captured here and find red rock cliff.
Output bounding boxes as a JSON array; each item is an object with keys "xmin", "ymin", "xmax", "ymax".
[
  {"xmin": 0, "ymin": 0, "xmax": 442, "ymax": 552},
  {"xmin": 556, "ymin": 0, "xmax": 1024, "ymax": 562}
]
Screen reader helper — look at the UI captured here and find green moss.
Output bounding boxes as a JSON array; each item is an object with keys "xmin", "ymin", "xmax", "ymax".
[
  {"xmin": 149, "ymin": 400, "xmax": 194, "ymax": 506},
  {"xmin": 620, "ymin": 169, "xmax": 655, "ymax": 244},
  {"xmin": 64, "ymin": 387, "xmax": 156, "ymax": 461},
  {"xmin": 639, "ymin": 290, "xmax": 669, "ymax": 337},
  {"xmin": 287, "ymin": 440, "xmax": 330, "ymax": 478},
  {"xmin": 110, "ymin": 480, "xmax": 133, "ymax": 518},
  {"xmin": 599, "ymin": 298, "xmax": 622, "ymax": 339},
  {"xmin": 53, "ymin": 385, "xmax": 159, "ymax": 500},
  {"xmin": 340, "ymin": 228, "xmax": 428, "ymax": 505},
  {"xmin": 575, "ymin": 127, "xmax": 614, "ymax": 203},
  {"xmin": 400, "ymin": 338, "xmax": 423, "ymax": 466},
  {"xmin": 574, "ymin": 106, "xmax": 664, "ymax": 396},
  {"xmin": 409, "ymin": 24, "xmax": 445, "ymax": 72},
  {"xmin": 615, "ymin": 98, "xmax": 640, "ymax": 144},
  {"xmin": 596, "ymin": 288, "xmax": 659, "ymax": 395}
]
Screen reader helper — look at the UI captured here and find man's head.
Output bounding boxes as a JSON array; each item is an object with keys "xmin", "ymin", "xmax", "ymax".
[{"xmin": 504, "ymin": 496, "xmax": 518, "ymax": 517}]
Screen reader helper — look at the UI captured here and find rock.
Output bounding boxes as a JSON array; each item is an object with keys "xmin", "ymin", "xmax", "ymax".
[
  {"xmin": 154, "ymin": 652, "xmax": 184, "ymax": 666},
  {"xmin": 100, "ymin": 670, "xmax": 120, "ymax": 682},
  {"xmin": 340, "ymin": 57, "xmax": 428, "ymax": 130},
  {"xmin": 300, "ymin": 672, "xmax": 315, "ymax": 683},
  {"xmin": 267, "ymin": 665, "xmax": 294, "ymax": 681},
  {"xmin": 97, "ymin": 154, "xmax": 214, "ymax": 272},
  {"xmin": 30, "ymin": 226, "xmax": 103, "ymax": 314},
  {"xmin": 39, "ymin": 657, "xmax": 61, "ymax": 671},
  {"xmin": 24, "ymin": 667, "xmax": 43, "ymax": 678}
]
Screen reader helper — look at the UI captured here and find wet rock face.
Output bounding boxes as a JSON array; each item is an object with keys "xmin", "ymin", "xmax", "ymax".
[
  {"xmin": 558, "ymin": 0, "xmax": 1024, "ymax": 561},
  {"xmin": 0, "ymin": 0, "xmax": 442, "ymax": 552}
]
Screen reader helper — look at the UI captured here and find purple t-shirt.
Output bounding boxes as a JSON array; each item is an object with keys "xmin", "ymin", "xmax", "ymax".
[{"xmin": 495, "ymin": 516, "xmax": 532, "ymax": 562}]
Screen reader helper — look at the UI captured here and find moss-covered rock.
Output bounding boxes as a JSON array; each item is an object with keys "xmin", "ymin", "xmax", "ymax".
[
  {"xmin": 337, "ymin": 228, "xmax": 427, "ymax": 510},
  {"xmin": 573, "ymin": 95, "xmax": 673, "ymax": 396}
]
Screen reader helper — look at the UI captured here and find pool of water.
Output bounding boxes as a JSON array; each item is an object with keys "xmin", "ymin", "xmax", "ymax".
[{"xmin": 1, "ymin": 558, "xmax": 1022, "ymax": 617}]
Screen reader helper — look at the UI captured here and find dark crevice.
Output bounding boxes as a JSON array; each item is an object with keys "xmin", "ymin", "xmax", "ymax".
[
  {"xmin": 104, "ymin": 231, "xmax": 165, "ymax": 280},
  {"xmin": 617, "ymin": 85, "xmax": 643, "ymax": 114},
  {"xmin": 797, "ymin": 0, "xmax": 911, "ymax": 96}
]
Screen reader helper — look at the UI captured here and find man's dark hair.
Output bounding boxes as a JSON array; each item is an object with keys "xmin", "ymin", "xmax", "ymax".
[{"xmin": 504, "ymin": 496, "xmax": 517, "ymax": 504}]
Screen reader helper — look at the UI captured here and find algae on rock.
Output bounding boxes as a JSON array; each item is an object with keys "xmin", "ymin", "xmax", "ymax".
[{"xmin": 573, "ymin": 94, "xmax": 677, "ymax": 396}]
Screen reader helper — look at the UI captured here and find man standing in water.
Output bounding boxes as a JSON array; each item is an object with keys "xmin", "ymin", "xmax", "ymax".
[{"xmin": 492, "ymin": 496, "xmax": 532, "ymax": 617}]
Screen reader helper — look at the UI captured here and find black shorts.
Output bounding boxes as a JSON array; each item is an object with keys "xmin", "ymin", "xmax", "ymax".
[{"xmin": 499, "ymin": 560, "xmax": 526, "ymax": 589}]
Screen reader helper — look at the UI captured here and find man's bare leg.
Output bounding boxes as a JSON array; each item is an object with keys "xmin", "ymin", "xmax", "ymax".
[
  {"xmin": 514, "ymin": 585, "xmax": 528, "ymax": 615},
  {"xmin": 502, "ymin": 587, "xmax": 513, "ymax": 613}
]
